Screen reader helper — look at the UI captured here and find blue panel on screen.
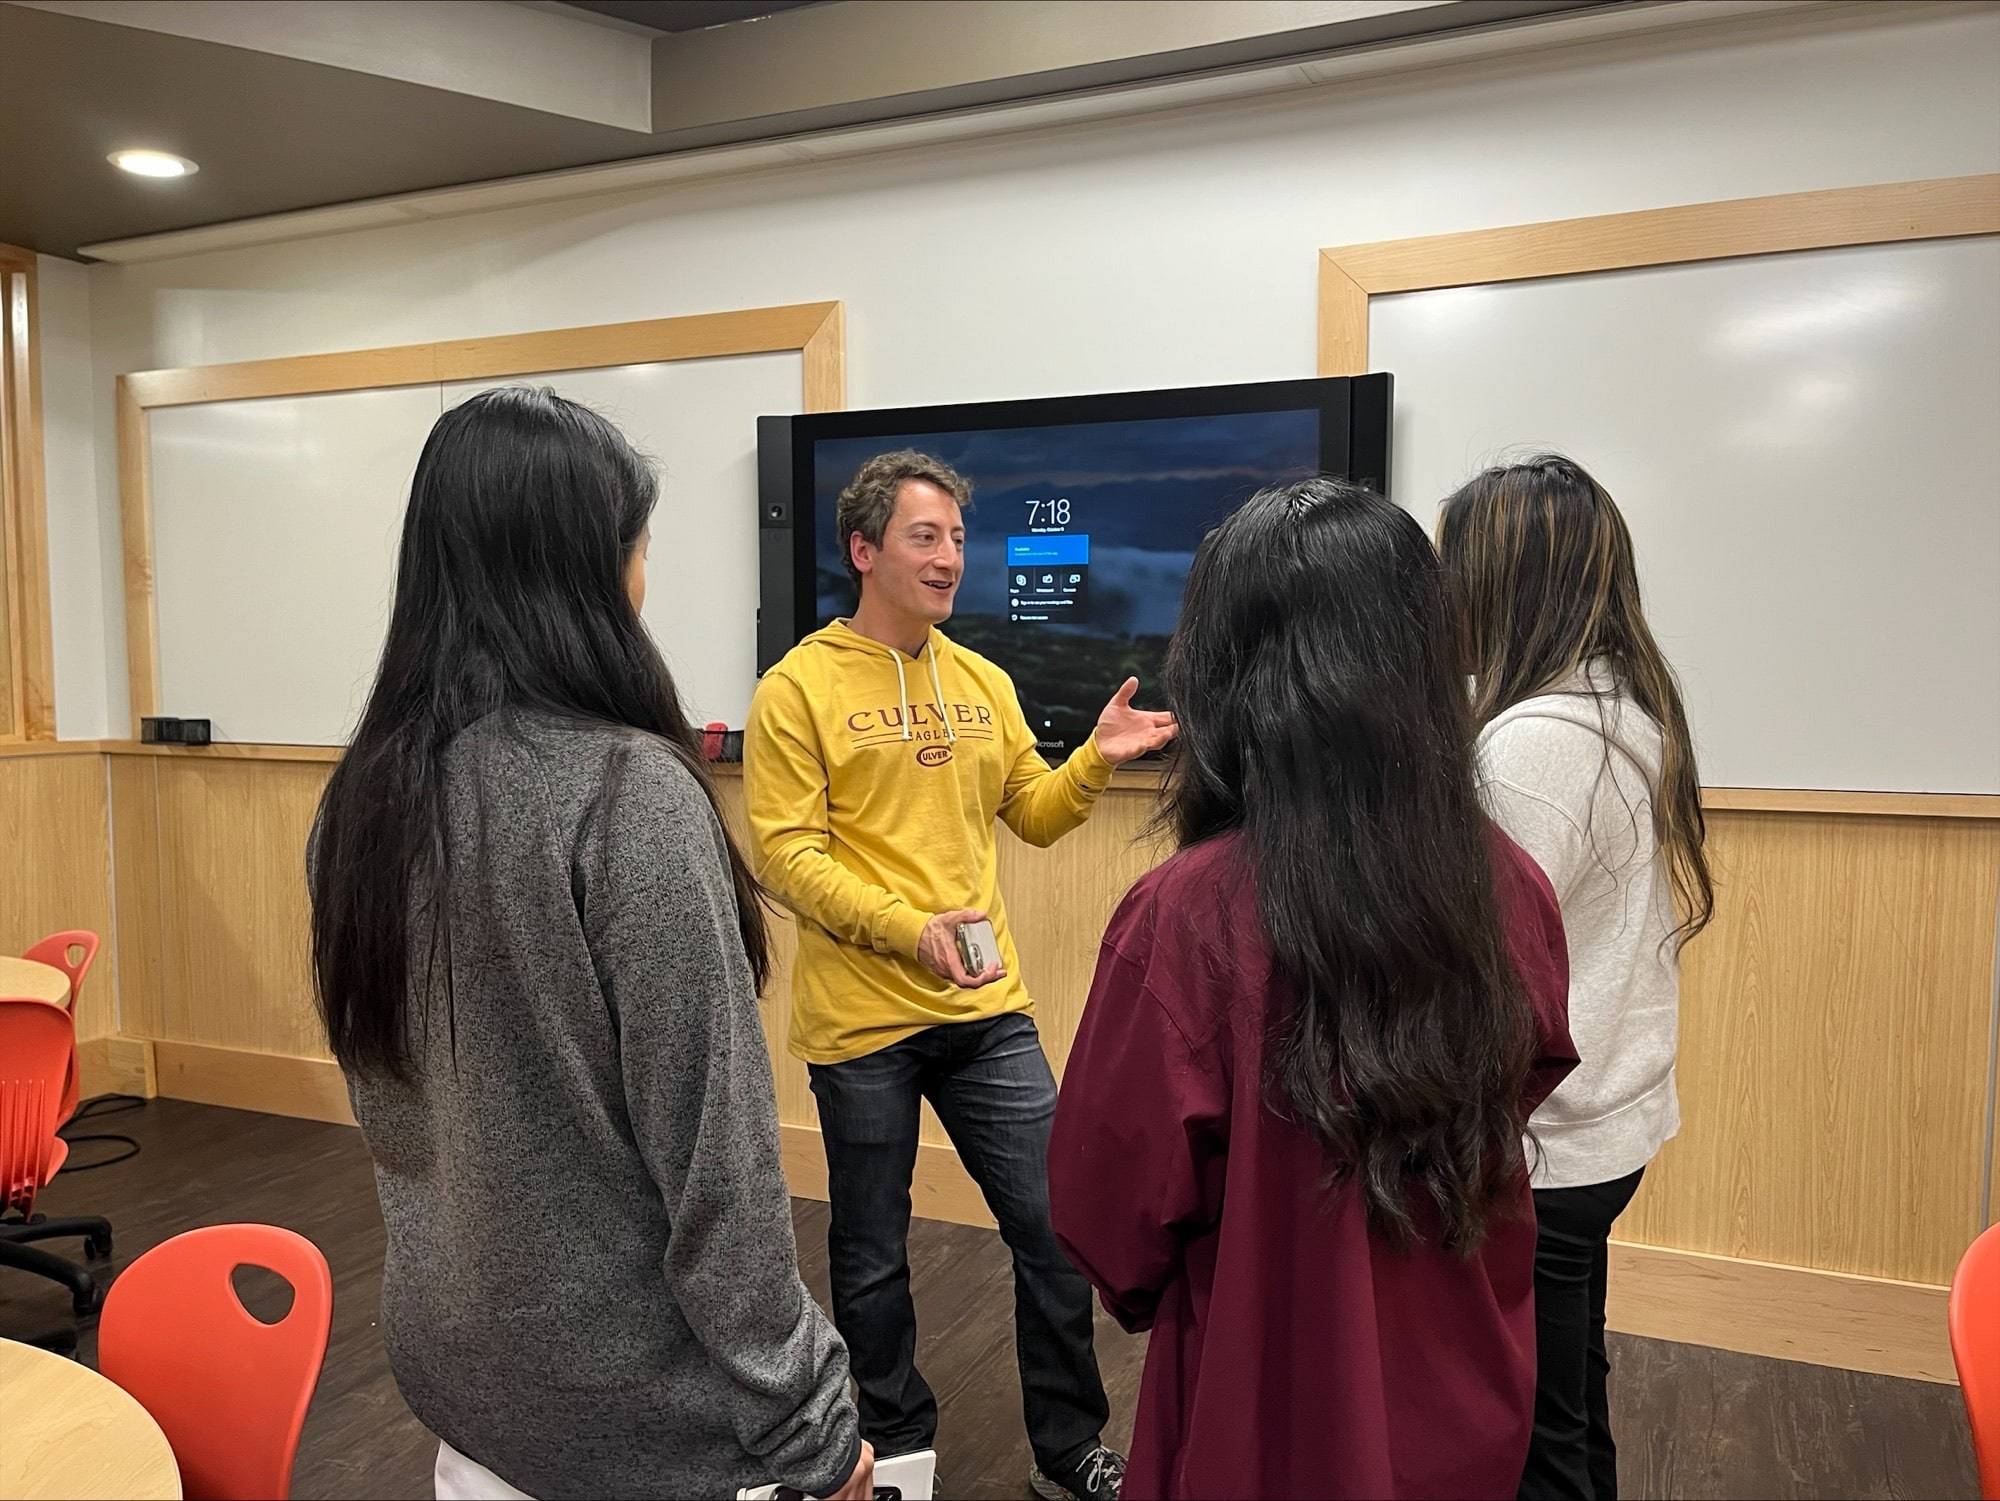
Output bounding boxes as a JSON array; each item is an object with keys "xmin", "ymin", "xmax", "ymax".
[{"xmin": 1007, "ymin": 535, "xmax": 1091, "ymax": 567}]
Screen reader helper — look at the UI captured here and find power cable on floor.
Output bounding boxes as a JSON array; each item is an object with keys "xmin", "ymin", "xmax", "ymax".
[{"xmin": 54, "ymin": 1093, "xmax": 144, "ymax": 1172}]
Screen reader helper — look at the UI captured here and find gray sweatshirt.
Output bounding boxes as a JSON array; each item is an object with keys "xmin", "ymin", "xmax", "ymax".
[{"xmin": 338, "ymin": 713, "xmax": 859, "ymax": 1500}]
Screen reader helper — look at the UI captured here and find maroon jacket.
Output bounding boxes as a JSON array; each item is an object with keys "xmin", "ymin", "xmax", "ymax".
[{"xmin": 1049, "ymin": 830, "xmax": 1576, "ymax": 1501}]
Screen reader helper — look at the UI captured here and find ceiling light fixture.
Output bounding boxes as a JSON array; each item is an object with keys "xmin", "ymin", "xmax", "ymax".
[{"xmin": 109, "ymin": 150, "xmax": 199, "ymax": 179}]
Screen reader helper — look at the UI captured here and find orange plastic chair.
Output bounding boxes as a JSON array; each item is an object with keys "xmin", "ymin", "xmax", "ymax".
[
  {"xmin": 0, "ymin": 995, "xmax": 111, "ymax": 1316},
  {"xmin": 24, "ymin": 930, "xmax": 99, "ymax": 1123},
  {"xmin": 1953, "ymin": 1222, "xmax": 2000, "ymax": 1498},
  {"xmin": 99, "ymin": 1224, "xmax": 333, "ymax": 1501},
  {"xmin": 24, "ymin": 929, "xmax": 100, "ymax": 1008}
]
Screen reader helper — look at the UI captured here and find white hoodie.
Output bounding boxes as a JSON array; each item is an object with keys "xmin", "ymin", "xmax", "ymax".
[{"xmin": 1477, "ymin": 663, "xmax": 1682, "ymax": 1190}]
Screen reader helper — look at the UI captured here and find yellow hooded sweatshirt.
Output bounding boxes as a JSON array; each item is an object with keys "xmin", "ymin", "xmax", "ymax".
[{"xmin": 745, "ymin": 620, "xmax": 1114, "ymax": 1064}]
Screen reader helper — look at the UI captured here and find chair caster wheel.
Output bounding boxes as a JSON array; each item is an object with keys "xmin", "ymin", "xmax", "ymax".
[{"xmin": 86, "ymin": 1231, "xmax": 113, "ymax": 1261}]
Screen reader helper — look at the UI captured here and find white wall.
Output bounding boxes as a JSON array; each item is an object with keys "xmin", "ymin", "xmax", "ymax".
[
  {"xmin": 35, "ymin": 255, "xmax": 110, "ymax": 739},
  {"xmin": 48, "ymin": 3, "xmax": 2000, "ymax": 748}
]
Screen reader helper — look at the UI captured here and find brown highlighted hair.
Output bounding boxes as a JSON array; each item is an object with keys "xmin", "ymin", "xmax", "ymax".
[
  {"xmin": 835, "ymin": 450, "xmax": 972, "ymax": 587},
  {"xmin": 1437, "ymin": 454, "xmax": 1713, "ymax": 947}
]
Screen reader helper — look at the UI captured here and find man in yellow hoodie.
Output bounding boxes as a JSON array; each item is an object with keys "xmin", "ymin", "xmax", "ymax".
[{"xmin": 746, "ymin": 449, "xmax": 1176, "ymax": 1501}]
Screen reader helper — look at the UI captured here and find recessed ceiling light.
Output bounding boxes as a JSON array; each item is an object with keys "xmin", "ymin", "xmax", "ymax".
[{"xmin": 109, "ymin": 150, "xmax": 198, "ymax": 179}]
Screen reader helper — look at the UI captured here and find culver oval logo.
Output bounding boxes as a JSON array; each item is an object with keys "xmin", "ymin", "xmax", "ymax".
[{"xmin": 916, "ymin": 745, "xmax": 954, "ymax": 768}]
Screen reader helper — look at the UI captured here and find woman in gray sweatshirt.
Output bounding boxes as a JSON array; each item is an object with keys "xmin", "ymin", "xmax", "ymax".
[
  {"xmin": 1439, "ymin": 455, "xmax": 1714, "ymax": 1501},
  {"xmin": 307, "ymin": 386, "xmax": 871, "ymax": 1501}
]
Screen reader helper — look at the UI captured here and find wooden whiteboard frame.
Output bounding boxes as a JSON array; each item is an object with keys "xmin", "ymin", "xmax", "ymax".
[
  {"xmin": 0, "ymin": 241, "xmax": 54, "ymax": 741},
  {"xmin": 1319, "ymin": 173, "xmax": 2000, "ymax": 817},
  {"xmin": 116, "ymin": 300, "xmax": 845, "ymax": 739}
]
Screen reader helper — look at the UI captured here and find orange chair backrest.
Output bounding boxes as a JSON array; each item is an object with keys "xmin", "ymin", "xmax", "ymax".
[
  {"xmin": 0, "ymin": 996, "xmax": 73, "ymax": 1217},
  {"xmin": 23, "ymin": 930, "xmax": 99, "ymax": 1010},
  {"xmin": 1952, "ymin": 1222, "xmax": 2000, "ymax": 1498},
  {"xmin": 22, "ymin": 932, "xmax": 96, "ymax": 1124},
  {"xmin": 99, "ymin": 1224, "xmax": 334, "ymax": 1501}
]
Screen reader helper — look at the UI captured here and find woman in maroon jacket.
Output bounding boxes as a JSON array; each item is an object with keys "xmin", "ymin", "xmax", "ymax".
[{"xmin": 1048, "ymin": 478, "xmax": 1577, "ymax": 1501}]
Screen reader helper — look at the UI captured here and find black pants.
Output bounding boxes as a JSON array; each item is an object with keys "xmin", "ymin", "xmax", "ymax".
[
  {"xmin": 808, "ymin": 1012, "xmax": 1109, "ymax": 1471},
  {"xmin": 1519, "ymin": 1168, "xmax": 1645, "ymax": 1501}
]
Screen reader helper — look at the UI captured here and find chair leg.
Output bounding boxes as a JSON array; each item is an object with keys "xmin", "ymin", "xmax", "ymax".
[
  {"xmin": 0, "ymin": 1238, "xmax": 105, "ymax": 1317},
  {"xmin": 0, "ymin": 1215, "xmax": 113, "ymax": 1259}
]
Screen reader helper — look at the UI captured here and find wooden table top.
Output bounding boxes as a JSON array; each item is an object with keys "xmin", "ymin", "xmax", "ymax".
[
  {"xmin": 0, "ymin": 955, "xmax": 70, "ymax": 1005},
  {"xmin": 0, "ymin": 1338, "xmax": 181, "ymax": 1499}
]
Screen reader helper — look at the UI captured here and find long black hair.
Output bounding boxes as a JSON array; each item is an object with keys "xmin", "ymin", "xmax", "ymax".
[
  {"xmin": 309, "ymin": 386, "xmax": 769, "ymax": 1079},
  {"xmin": 1161, "ymin": 477, "xmax": 1538, "ymax": 1254}
]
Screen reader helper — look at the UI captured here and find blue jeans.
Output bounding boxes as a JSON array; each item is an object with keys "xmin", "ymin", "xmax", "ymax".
[{"xmin": 808, "ymin": 1012, "xmax": 1108, "ymax": 1470}]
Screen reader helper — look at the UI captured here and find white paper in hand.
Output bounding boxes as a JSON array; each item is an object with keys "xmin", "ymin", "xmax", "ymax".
[{"xmin": 736, "ymin": 1447, "xmax": 936, "ymax": 1501}]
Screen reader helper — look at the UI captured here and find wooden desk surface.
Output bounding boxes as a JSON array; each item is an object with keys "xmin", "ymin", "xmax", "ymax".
[
  {"xmin": 0, "ymin": 1339, "xmax": 181, "ymax": 1499},
  {"xmin": 0, "ymin": 956, "xmax": 69, "ymax": 1005}
]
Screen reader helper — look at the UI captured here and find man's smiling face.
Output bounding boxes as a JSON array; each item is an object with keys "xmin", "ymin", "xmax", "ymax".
[{"xmin": 852, "ymin": 479, "xmax": 965, "ymax": 628}]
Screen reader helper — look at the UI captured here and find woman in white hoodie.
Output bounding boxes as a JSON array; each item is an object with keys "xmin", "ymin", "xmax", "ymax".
[{"xmin": 1437, "ymin": 455, "xmax": 1714, "ymax": 1501}]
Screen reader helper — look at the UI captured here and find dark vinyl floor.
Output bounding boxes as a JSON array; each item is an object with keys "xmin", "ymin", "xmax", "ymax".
[{"xmin": 1, "ymin": 1098, "xmax": 1976, "ymax": 1500}]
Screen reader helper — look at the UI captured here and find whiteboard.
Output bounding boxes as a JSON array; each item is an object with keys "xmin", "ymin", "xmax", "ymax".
[
  {"xmin": 1373, "ymin": 238, "xmax": 2000, "ymax": 794},
  {"xmin": 152, "ymin": 386, "xmax": 436, "ymax": 745},
  {"xmin": 150, "ymin": 353, "xmax": 801, "ymax": 743},
  {"xmin": 444, "ymin": 354, "xmax": 799, "ymax": 733}
]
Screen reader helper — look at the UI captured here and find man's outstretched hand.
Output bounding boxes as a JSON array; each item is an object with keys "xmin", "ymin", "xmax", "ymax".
[
  {"xmin": 1093, "ymin": 677, "xmax": 1178, "ymax": 765},
  {"xmin": 917, "ymin": 909, "xmax": 1007, "ymax": 989}
]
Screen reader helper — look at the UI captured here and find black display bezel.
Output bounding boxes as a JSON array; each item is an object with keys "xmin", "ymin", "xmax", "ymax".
[{"xmin": 756, "ymin": 373, "xmax": 1393, "ymax": 674}]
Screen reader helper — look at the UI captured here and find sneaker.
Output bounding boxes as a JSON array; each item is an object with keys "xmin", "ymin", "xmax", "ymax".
[{"xmin": 1029, "ymin": 1443, "xmax": 1126, "ymax": 1501}]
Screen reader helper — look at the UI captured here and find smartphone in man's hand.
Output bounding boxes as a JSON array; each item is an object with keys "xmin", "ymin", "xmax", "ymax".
[{"xmin": 955, "ymin": 919, "xmax": 999, "ymax": 976}]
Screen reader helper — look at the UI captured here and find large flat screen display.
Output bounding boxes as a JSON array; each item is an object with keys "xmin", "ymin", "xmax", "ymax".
[{"xmin": 757, "ymin": 375, "xmax": 1391, "ymax": 758}]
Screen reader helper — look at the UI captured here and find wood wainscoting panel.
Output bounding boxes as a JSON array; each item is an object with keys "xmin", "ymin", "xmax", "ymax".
[
  {"xmin": 151, "ymin": 757, "xmax": 333, "ymax": 1058},
  {"xmin": 1992, "ymin": 1082, "xmax": 2000, "ymax": 1233},
  {"xmin": 1606, "ymin": 1241, "xmax": 1952, "ymax": 1385},
  {"xmin": 994, "ymin": 786, "xmax": 1169, "ymax": 1081},
  {"xmin": 76, "ymin": 1036, "xmax": 157, "ymax": 1098},
  {"xmin": 759, "ymin": 908, "xmax": 814, "ymax": 1130},
  {"xmin": 1620, "ymin": 809, "xmax": 2000, "ymax": 1287},
  {"xmin": 0, "ymin": 750, "xmax": 115, "ymax": 1038},
  {"xmin": 712, "ymin": 778, "xmax": 815, "ymax": 1130},
  {"xmin": 151, "ymin": 1039, "xmax": 354, "ymax": 1125},
  {"xmin": 117, "ymin": 756, "xmax": 2000, "ymax": 1307},
  {"xmin": 107, "ymin": 754, "xmax": 165, "ymax": 1040}
]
